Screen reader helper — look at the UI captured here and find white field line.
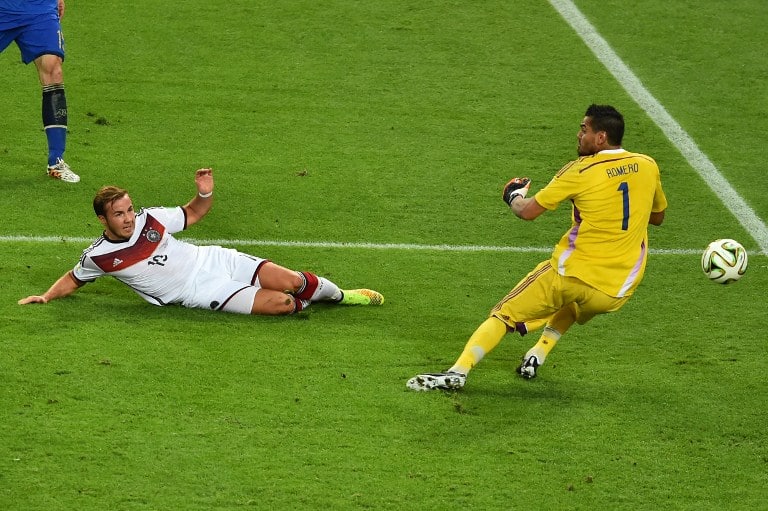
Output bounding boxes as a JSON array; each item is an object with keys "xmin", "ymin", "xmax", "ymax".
[
  {"xmin": 0, "ymin": 234, "xmax": 714, "ymax": 256},
  {"xmin": 549, "ymin": 0, "xmax": 768, "ymax": 255}
]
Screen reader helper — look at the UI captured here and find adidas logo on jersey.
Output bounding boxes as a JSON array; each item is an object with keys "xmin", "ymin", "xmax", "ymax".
[{"xmin": 112, "ymin": 258, "xmax": 123, "ymax": 267}]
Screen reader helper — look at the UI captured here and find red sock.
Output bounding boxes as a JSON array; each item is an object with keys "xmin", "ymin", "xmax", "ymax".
[
  {"xmin": 294, "ymin": 272, "xmax": 319, "ymax": 300},
  {"xmin": 293, "ymin": 297, "xmax": 310, "ymax": 313}
]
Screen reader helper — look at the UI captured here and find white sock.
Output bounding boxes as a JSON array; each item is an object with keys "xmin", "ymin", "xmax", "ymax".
[{"xmin": 312, "ymin": 277, "xmax": 342, "ymax": 302}]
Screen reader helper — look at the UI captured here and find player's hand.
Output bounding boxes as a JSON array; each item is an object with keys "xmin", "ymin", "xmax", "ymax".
[
  {"xmin": 18, "ymin": 295, "xmax": 47, "ymax": 305},
  {"xmin": 502, "ymin": 177, "xmax": 531, "ymax": 206},
  {"xmin": 195, "ymin": 168, "xmax": 214, "ymax": 197}
]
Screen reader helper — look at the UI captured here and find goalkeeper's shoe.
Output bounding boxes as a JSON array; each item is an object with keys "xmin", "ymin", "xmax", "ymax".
[
  {"xmin": 47, "ymin": 158, "xmax": 80, "ymax": 183},
  {"xmin": 516, "ymin": 355, "xmax": 540, "ymax": 379},
  {"xmin": 406, "ymin": 371, "xmax": 466, "ymax": 391},
  {"xmin": 339, "ymin": 289, "xmax": 384, "ymax": 306}
]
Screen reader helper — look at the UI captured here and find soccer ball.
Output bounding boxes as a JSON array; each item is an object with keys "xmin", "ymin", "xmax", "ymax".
[{"xmin": 701, "ymin": 239, "xmax": 748, "ymax": 284}]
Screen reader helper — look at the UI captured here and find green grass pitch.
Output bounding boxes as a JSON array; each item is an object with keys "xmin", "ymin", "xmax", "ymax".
[{"xmin": 1, "ymin": 1, "xmax": 766, "ymax": 509}]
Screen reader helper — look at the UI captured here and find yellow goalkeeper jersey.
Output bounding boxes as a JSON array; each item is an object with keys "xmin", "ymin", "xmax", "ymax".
[{"xmin": 534, "ymin": 149, "xmax": 668, "ymax": 298}]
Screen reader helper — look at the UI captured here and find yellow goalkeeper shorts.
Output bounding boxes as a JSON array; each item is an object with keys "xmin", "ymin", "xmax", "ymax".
[{"xmin": 490, "ymin": 260, "xmax": 629, "ymax": 327}]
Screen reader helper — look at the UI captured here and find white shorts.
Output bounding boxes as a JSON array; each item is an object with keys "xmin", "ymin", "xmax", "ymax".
[{"xmin": 180, "ymin": 246, "xmax": 268, "ymax": 314}]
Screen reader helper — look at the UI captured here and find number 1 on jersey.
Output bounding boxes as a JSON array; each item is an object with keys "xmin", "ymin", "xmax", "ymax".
[{"xmin": 618, "ymin": 182, "xmax": 629, "ymax": 230}]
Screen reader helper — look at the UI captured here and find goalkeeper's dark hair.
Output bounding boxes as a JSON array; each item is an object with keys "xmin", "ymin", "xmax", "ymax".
[
  {"xmin": 94, "ymin": 185, "xmax": 129, "ymax": 216},
  {"xmin": 585, "ymin": 104, "xmax": 624, "ymax": 146}
]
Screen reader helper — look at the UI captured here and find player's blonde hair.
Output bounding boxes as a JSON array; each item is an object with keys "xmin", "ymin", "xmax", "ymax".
[{"xmin": 93, "ymin": 186, "xmax": 129, "ymax": 217}]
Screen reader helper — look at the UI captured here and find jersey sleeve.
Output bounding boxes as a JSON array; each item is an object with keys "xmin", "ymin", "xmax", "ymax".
[
  {"xmin": 143, "ymin": 206, "xmax": 187, "ymax": 234},
  {"xmin": 652, "ymin": 171, "xmax": 668, "ymax": 213},
  {"xmin": 534, "ymin": 160, "xmax": 582, "ymax": 210},
  {"xmin": 72, "ymin": 258, "xmax": 103, "ymax": 283}
]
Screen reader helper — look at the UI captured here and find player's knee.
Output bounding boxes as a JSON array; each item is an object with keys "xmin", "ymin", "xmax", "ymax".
[
  {"xmin": 286, "ymin": 272, "xmax": 304, "ymax": 293},
  {"xmin": 276, "ymin": 294, "xmax": 298, "ymax": 315},
  {"xmin": 36, "ymin": 56, "xmax": 63, "ymax": 84},
  {"xmin": 251, "ymin": 291, "xmax": 297, "ymax": 315}
]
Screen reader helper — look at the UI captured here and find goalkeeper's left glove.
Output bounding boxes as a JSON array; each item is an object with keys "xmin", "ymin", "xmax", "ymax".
[{"xmin": 502, "ymin": 177, "xmax": 531, "ymax": 207}]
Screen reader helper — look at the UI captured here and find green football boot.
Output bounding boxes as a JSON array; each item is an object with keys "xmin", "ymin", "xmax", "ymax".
[{"xmin": 339, "ymin": 289, "xmax": 384, "ymax": 305}]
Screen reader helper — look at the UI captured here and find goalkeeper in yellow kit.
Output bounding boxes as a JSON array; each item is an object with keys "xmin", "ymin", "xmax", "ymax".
[{"xmin": 407, "ymin": 104, "xmax": 668, "ymax": 391}]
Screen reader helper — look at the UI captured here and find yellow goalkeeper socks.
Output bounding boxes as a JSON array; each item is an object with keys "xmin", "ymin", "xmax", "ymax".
[
  {"xmin": 524, "ymin": 303, "xmax": 578, "ymax": 363},
  {"xmin": 523, "ymin": 326, "xmax": 561, "ymax": 364},
  {"xmin": 449, "ymin": 317, "xmax": 507, "ymax": 375}
]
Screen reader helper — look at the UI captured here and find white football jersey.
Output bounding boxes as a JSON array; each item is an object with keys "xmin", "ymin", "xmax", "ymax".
[{"xmin": 73, "ymin": 207, "xmax": 203, "ymax": 305}]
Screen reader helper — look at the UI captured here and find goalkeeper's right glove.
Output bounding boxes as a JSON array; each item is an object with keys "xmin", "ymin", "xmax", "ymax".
[{"xmin": 502, "ymin": 177, "xmax": 531, "ymax": 207}]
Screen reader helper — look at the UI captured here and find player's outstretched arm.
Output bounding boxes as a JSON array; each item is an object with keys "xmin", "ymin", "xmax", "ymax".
[
  {"xmin": 183, "ymin": 168, "xmax": 214, "ymax": 227},
  {"xmin": 18, "ymin": 271, "xmax": 82, "ymax": 305}
]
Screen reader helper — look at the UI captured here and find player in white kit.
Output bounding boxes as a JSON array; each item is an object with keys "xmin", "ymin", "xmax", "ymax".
[{"xmin": 18, "ymin": 168, "xmax": 384, "ymax": 314}]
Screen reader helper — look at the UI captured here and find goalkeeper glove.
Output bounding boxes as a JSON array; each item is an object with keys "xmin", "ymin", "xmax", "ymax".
[{"xmin": 502, "ymin": 177, "xmax": 531, "ymax": 207}]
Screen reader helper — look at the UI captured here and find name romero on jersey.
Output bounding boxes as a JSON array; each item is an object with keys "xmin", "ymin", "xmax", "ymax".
[{"xmin": 605, "ymin": 163, "xmax": 639, "ymax": 178}]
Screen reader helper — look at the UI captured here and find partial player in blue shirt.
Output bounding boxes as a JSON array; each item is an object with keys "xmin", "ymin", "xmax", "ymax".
[{"xmin": 0, "ymin": 0, "xmax": 80, "ymax": 183}]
